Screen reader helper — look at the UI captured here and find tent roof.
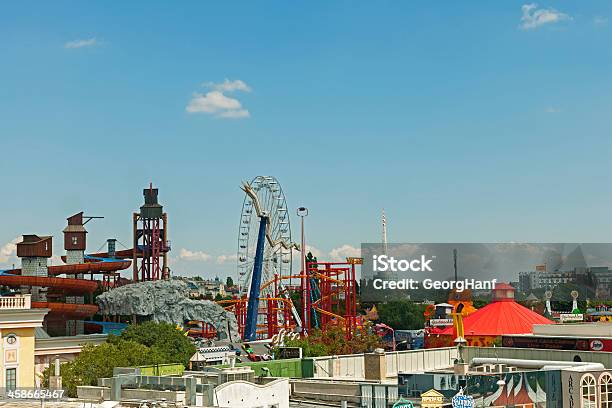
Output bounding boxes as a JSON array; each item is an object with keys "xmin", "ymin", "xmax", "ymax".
[
  {"xmin": 439, "ymin": 300, "xmax": 552, "ymax": 337},
  {"xmin": 190, "ymin": 352, "xmax": 206, "ymax": 362}
]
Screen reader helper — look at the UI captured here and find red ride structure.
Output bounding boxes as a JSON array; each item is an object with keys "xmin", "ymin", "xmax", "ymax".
[
  {"xmin": 133, "ymin": 184, "xmax": 170, "ymax": 281},
  {"xmin": 220, "ymin": 259, "xmax": 359, "ymax": 340},
  {"xmin": 221, "ymin": 291, "xmax": 295, "ymax": 340}
]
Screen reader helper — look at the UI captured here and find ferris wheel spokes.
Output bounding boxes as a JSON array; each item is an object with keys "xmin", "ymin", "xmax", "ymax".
[{"xmin": 237, "ymin": 176, "xmax": 297, "ymax": 297}]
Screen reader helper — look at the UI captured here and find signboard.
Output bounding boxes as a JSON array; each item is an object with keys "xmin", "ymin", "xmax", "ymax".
[
  {"xmin": 591, "ymin": 339, "xmax": 604, "ymax": 351},
  {"xmin": 503, "ymin": 335, "xmax": 612, "ymax": 352},
  {"xmin": 502, "ymin": 335, "xmax": 589, "ymax": 351},
  {"xmin": 421, "ymin": 389, "xmax": 444, "ymax": 407},
  {"xmin": 346, "ymin": 257, "xmax": 363, "ymax": 265},
  {"xmin": 559, "ymin": 313, "xmax": 583, "ymax": 323},
  {"xmin": 277, "ymin": 347, "xmax": 302, "ymax": 359},
  {"xmin": 452, "ymin": 394, "xmax": 474, "ymax": 408},
  {"xmin": 429, "ymin": 319, "xmax": 453, "ymax": 327},
  {"xmin": 392, "ymin": 397, "xmax": 414, "ymax": 408}
]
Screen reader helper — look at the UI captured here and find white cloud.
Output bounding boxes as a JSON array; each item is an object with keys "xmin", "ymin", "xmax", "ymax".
[
  {"xmin": 217, "ymin": 109, "xmax": 250, "ymax": 118},
  {"xmin": 64, "ymin": 38, "xmax": 98, "ymax": 49},
  {"xmin": 217, "ymin": 254, "xmax": 238, "ymax": 264},
  {"xmin": 187, "ymin": 91, "xmax": 241, "ymax": 113},
  {"xmin": 305, "ymin": 245, "xmax": 323, "ymax": 259},
  {"xmin": 187, "ymin": 79, "xmax": 251, "ymax": 119},
  {"xmin": 205, "ymin": 79, "xmax": 252, "ymax": 93},
  {"xmin": 0, "ymin": 238, "xmax": 19, "ymax": 264},
  {"xmin": 594, "ymin": 16, "xmax": 608, "ymax": 27},
  {"xmin": 545, "ymin": 106, "xmax": 561, "ymax": 114},
  {"xmin": 179, "ymin": 248, "xmax": 211, "ymax": 262},
  {"xmin": 329, "ymin": 244, "xmax": 360, "ymax": 262},
  {"xmin": 520, "ymin": 4, "xmax": 572, "ymax": 30}
]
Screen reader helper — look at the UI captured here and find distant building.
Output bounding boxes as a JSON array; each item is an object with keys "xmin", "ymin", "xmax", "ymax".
[
  {"xmin": 186, "ymin": 277, "xmax": 226, "ymax": 299},
  {"xmin": 518, "ymin": 271, "xmax": 539, "ymax": 293},
  {"xmin": 518, "ymin": 264, "xmax": 612, "ymax": 294}
]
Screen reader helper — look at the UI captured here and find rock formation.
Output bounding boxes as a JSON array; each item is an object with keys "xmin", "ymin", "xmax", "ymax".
[{"xmin": 97, "ymin": 279, "xmax": 239, "ymax": 341}]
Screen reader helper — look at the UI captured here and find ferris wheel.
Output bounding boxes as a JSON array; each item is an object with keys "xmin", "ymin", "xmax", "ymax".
[{"xmin": 237, "ymin": 176, "xmax": 294, "ymax": 296}]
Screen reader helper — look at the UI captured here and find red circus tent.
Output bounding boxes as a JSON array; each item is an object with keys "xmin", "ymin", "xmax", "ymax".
[{"xmin": 439, "ymin": 283, "xmax": 552, "ymax": 337}]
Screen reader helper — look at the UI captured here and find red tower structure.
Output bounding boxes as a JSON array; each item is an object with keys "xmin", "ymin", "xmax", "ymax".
[
  {"xmin": 303, "ymin": 261, "xmax": 358, "ymax": 338},
  {"xmin": 133, "ymin": 184, "xmax": 170, "ymax": 281}
]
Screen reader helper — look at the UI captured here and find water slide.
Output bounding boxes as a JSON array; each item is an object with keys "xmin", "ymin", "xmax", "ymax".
[
  {"xmin": 0, "ymin": 273, "xmax": 97, "ymax": 293},
  {"xmin": 4, "ymin": 260, "xmax": 131, "ymax": 276},
  {"xmin": 87, "ymin": 248, "xmax": 137, "ymax": 259},
  {"xmin": 0, "ymin": 258, "xmax": 131, "ymax": 318}
]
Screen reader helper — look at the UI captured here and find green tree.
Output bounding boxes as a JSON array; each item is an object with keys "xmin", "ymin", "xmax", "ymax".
[
  {"xmin": 281, "ymin": 334, "xmax": 328, "ymax": 357},
  {"xmin": 215, "ymin": 293, "xmax": 223, "ymax": 301},
  {"xmin": 116, "ymin": 321, "xmax": 196, "ymax": 366},
  {"xmin": 472, "ymin": 298, "xmax": 490, "ymax": 309},
  {"xmin": 280, "ymin": 323, "xmax": 382, "ymax": 357},
  {"xmin": 376, "ymin": 300, "xmax": 426, "ymax": 330},
  {"xmin": 43, "ymin": 322, "xmax": 197, "ymax": 397},
  {"xmin": 226, "ymin": 276, "xmax": 234, "ymax": 287},
  {"xmin": 43, "ymin": 340, "xmax": 164, "ymax": 397}
]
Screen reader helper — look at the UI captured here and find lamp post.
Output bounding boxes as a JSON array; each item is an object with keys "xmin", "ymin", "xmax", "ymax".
[{"xmin": 297, "ymin": 207, "xmax": 309, "ymax": 333}]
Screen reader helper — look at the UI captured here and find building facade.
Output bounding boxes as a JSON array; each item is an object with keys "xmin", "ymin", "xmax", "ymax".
[{"xmin": 0, "ymin": 295, "xmax": 47, "ymax": 389}]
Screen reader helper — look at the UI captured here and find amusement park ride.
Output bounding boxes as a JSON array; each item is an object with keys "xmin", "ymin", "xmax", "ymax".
[{"xmin": 219, "ymin": 176, "xmax": 361, "ymax": 342}]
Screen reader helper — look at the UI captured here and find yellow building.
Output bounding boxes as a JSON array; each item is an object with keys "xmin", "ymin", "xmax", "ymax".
[
  {"xmin": 0, "ymin": 295, "xmax": 48, "ymax": 389},
  {"xmin": 420, "ymin": 389, "xmax": 448, "ymax": 408}
]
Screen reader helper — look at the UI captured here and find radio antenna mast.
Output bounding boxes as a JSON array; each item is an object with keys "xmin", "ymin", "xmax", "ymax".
[
  {"xmin": 453, "ymin": 248, "xmax": 458, "ymax": 282},
  {"xmin": 382, "ymin": 209, "xmax": 388, "ymax": 255}
]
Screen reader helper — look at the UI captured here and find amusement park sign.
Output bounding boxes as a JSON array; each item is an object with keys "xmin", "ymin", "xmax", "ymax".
[
  {"xmin": 452, "ymin": 394, "xmax": 474, "ymax": 408},
  {"xmin": 429, "ymin": 318, "xmax": 454, "ymax": 327},
  {"xmin": 391, "ymin": 397, "xmax": 414, "ymax": 408}
]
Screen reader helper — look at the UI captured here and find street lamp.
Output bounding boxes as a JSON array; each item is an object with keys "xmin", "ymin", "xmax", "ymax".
[{"xmin": 297, "ymin": 207, "xmax": 309, "ymax": 332}]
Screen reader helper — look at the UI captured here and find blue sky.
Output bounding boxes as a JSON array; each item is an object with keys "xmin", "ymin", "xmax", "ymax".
[{"xmin": 1, "ymin": 1, "xmax": 612, "ymax": 279}]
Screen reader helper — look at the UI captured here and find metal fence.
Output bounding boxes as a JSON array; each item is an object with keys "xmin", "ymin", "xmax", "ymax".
[
  {"xmin": 308, "ymin": 347, "xmax": 458, "ymax": 379},
  {"xmin": 464, "ymin": 346, "xmax": 612, "ymax": 368},
  {"xmin": 360, "ymin": 384, "xmax": 398, "ymax": 408}
]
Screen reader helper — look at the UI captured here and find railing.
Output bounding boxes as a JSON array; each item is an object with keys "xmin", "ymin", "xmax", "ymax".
[{"xmin": 0, "ymin": 295, "xmax": 31, "ymax": 310}]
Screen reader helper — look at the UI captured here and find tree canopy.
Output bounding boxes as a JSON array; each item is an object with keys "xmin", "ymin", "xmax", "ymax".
[
  {"xmin": 115, "ymin": 321, "xmax": 195, "ymax": 366},
  {"xmin": 44, "ymin": 321, "xmax": 196, "ymax": 397},
  {"xmin": 376, "ymin": 300, "xmax": 426, "ymax": 330},
  {"xmin": 281, "ymin": 323, "xmax": 382, "ymax": 357}
]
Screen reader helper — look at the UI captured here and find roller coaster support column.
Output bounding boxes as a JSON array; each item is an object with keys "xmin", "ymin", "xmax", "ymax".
[{"xmin": 244, "ymin": 215, "xmax": 268, "ymax": 341}]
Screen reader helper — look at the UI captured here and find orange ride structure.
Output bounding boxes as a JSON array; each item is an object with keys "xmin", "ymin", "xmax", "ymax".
[
  {"xmin": 302, "ymin": 260, "xmax": 358, "ymax": 337},
  {"xmin": 221, "ymin": 259, "xmax": 359, "ymax": 341}
]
